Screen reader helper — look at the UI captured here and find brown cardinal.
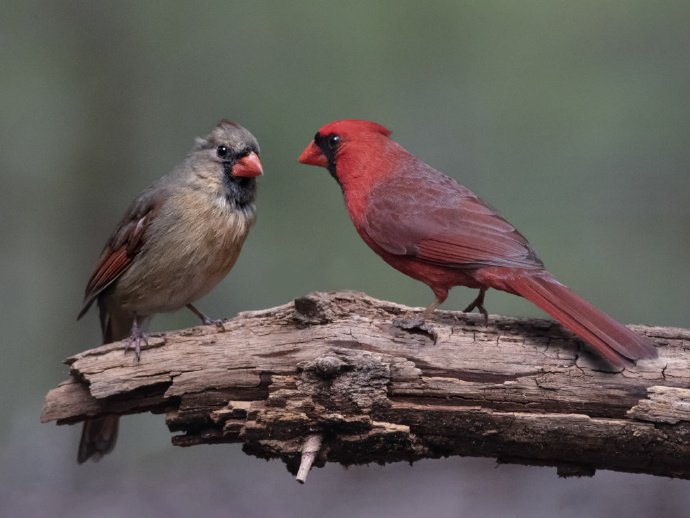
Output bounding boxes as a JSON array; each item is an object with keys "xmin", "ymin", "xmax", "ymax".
[
  {"xmin": 298, "ymin": 119, "xmax": 657, "ymax": 367},
  {"xmin": 76, "ymin": 119, "xmax": 262, "ymax": 463}
]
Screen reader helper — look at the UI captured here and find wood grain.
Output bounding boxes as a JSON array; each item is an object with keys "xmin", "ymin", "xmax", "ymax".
[{"xmin": 42, "ymin": 291, "xmax": 690, "ymax": 479}]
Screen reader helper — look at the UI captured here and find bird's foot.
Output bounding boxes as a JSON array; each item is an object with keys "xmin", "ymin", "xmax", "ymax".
[
  {"xmin": 202, "ymin": 316, "xmax": 226, "ymax": 332},
  {"xmin": 186, "ymin": 304, "xmax": 225, "ymax": 332},
  {"xmin": 123, "ymin": 321, "xmax": 148, "ymax": 362},
  {"xmin": 393, "ymin": 316, "xmax": 438, "ymax": 343},
  {"xmin": 463, "ymin": 290, "xmax": 489, "ymax": 325},
  {"xmin": 463, "ymin": 302, "xmax": 489, "ymax": 324}
]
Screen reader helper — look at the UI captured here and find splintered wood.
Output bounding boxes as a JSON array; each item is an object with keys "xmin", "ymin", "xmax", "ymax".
[{"xmin": 42, "ymin": 291, "xmax": 690, "ymax": 481}]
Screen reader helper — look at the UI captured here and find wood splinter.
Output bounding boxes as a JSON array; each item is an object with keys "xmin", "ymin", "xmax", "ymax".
[{"xmin": 296, "ymin": 434, "xmax": 323, "ymax": 484}]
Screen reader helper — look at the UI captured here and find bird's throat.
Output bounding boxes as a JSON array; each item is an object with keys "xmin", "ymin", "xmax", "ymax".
[{"xmin": 222, "ymin": 169, "xmax": 257, "ymax": 209}]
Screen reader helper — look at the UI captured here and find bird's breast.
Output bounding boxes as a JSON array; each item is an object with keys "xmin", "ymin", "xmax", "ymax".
[{"xmin": 112, "ymin": 188, "xmax": 256, "ymax": 314}]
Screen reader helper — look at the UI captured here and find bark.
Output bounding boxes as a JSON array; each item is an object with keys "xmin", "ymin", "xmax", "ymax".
[{"xmin": 42, "ymin": 291, "xmax": 690, "ymax": 480}]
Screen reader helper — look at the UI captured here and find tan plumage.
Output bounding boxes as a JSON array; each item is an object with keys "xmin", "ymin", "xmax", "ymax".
[{"xmin": 77, "ymin": 120, "xmax": 262, "ymax": 463}]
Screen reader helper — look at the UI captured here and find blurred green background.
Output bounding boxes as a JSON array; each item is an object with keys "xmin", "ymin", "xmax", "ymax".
[{"xmin": 1, "ymin": 1, "xmax": 689, "ymax": 517}]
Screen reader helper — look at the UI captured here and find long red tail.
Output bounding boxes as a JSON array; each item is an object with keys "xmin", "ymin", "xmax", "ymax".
[{"xmin": 504, "ymin": 272, "xmax": 657, "ymax": 367}]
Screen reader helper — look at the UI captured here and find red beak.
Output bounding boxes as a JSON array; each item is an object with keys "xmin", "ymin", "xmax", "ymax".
[
  {"xmin": 231, "ymin": 151, "xmax": 263, "ymax": 177},
  {"xmin": 298, "ymin": 141, "xmax": 328, "ymax": 168}
]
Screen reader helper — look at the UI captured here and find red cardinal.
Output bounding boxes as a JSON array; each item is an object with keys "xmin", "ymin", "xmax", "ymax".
[{"xmin": 298, "ymin": 119, "xmax": 657, "ymax": 367}]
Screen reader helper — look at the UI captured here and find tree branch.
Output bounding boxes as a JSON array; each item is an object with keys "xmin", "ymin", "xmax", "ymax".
[{"xmin": 42, "ymin": 291, "xmax": 690, "ymax": 481}]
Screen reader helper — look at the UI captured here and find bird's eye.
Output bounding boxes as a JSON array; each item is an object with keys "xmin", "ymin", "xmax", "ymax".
[
  {"xmin": 327, "ymin": 134, "xmax": 341, "ymax": 150},
  {"xmin": 216, "ymin": 145, "xmax": 229, "ymax": 158}
]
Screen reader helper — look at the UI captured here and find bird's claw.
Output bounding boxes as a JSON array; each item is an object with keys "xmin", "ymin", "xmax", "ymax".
[
  {"xmin": 202, "ymin": 317, "xmax": 225, "ymax": 332},
  {"xmin": 463, "ymin": 290, "xmax": 489, "ymax": 325},
  {"xmin": 123, "ymin": 322, "xmax": 148, "ymax": 362},
  {"xmin": 463, "ymin": 302, "xmax": 489, "ymax": 325},
  {"xmin": 186, "ymin": 304, "xmax": 225, "ymax": 332}
]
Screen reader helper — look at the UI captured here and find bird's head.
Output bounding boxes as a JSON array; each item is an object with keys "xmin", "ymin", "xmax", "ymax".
[
  {"xmin": 192, "ymin": 119, "xmax": 263, "ymax": 207},
  {"xmin": 298, "ymin": 120, "xmax": 392, "ymax": 186},
  {"xmin": 196, "ymin": 119, "xmax": 263, "ymax": 178}
]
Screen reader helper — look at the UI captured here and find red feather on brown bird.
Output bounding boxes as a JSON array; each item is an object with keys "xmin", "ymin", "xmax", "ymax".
[{"xmin": 77, "ymin": 120, "xmax": 262, "ymax": 463}]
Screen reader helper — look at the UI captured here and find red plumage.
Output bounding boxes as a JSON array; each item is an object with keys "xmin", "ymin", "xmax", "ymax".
[{"xmin": 298, "ymin": 119, "xmax": 657, "ymax": 367}]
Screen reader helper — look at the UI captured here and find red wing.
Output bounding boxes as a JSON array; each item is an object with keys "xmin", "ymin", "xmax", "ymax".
[
  {"xmin": 77, "ymin": 187, "xmax": 161, "ymax": 319},
  {"xmin": 83, "ymin": 247, "xmax": 132, "ymax": 304},
  {"xmin": 363, "ymin": 160, "xmax": 543, "ymax": 270}
]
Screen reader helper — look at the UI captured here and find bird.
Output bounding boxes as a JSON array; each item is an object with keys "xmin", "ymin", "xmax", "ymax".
[
  {"xmin": 76, "ymin": 119, "xmax": 263, "ymax": 463},
  {"xmin": 298, "ymin": 119, "xmax": 657, "ymax": 367}
]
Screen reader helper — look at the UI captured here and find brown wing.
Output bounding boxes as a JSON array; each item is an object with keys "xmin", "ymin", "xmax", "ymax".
[
  {"xmin": 77, "ymin": 186, "xmax": 162, "ymax": 319},
  {"xmin": 363, "ymin": 160, "xmax": 543, "ymax": 270}
]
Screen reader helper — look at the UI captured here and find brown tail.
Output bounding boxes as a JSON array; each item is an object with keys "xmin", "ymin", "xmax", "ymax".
[
  {"xmin": 504, "ymin": 272, "xmax": 657, "ymax": 367},
  {"xmin": 78, "ymin": 415, "xmax": 119, "ymax": 464},
  {"xmin": 77, "ymin": 298, "xmax": 130, "ymax": 463}
]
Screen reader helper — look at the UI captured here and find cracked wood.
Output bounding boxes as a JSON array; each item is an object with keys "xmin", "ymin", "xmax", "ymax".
[{"xmin": 42, "ymin": 291, "xmax": 690, "ymax": 479}]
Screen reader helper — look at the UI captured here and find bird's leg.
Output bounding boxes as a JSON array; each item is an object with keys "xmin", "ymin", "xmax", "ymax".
[
  {"xmin": 186, "ymin": 303, "xmax": 225, "ymax": 331},
  {"xmin": 422, "ymin": 297, "xmax": 442, "ymax": 319},
  {"xmin": 123, "ymin": 316, "xmax": 149, "ymax": 362},
  {"xmin": 463, "ymin": 288, "xmax": 489, "ymax": 324},
  {"xmin": 395, "ymin": 296, "xmax": 441, "ymax": 328},
  {"xmin": 392, "ymin": 294, "xmax": 445, "ymax": 343}
]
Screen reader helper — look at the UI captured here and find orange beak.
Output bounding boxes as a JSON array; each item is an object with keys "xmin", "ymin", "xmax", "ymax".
[
  {"xmin": 231, "ymin": 151, "xmax": 263, "ymax": 177},
  {"xmin": 298, "ymin": 141, "xmax": 328, "ymax": 168}
]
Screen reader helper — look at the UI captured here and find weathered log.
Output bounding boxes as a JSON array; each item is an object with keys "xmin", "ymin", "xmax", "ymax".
[{"xmin": 41, "ymin": 291, "xmax": 690, "ymax": 481}]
